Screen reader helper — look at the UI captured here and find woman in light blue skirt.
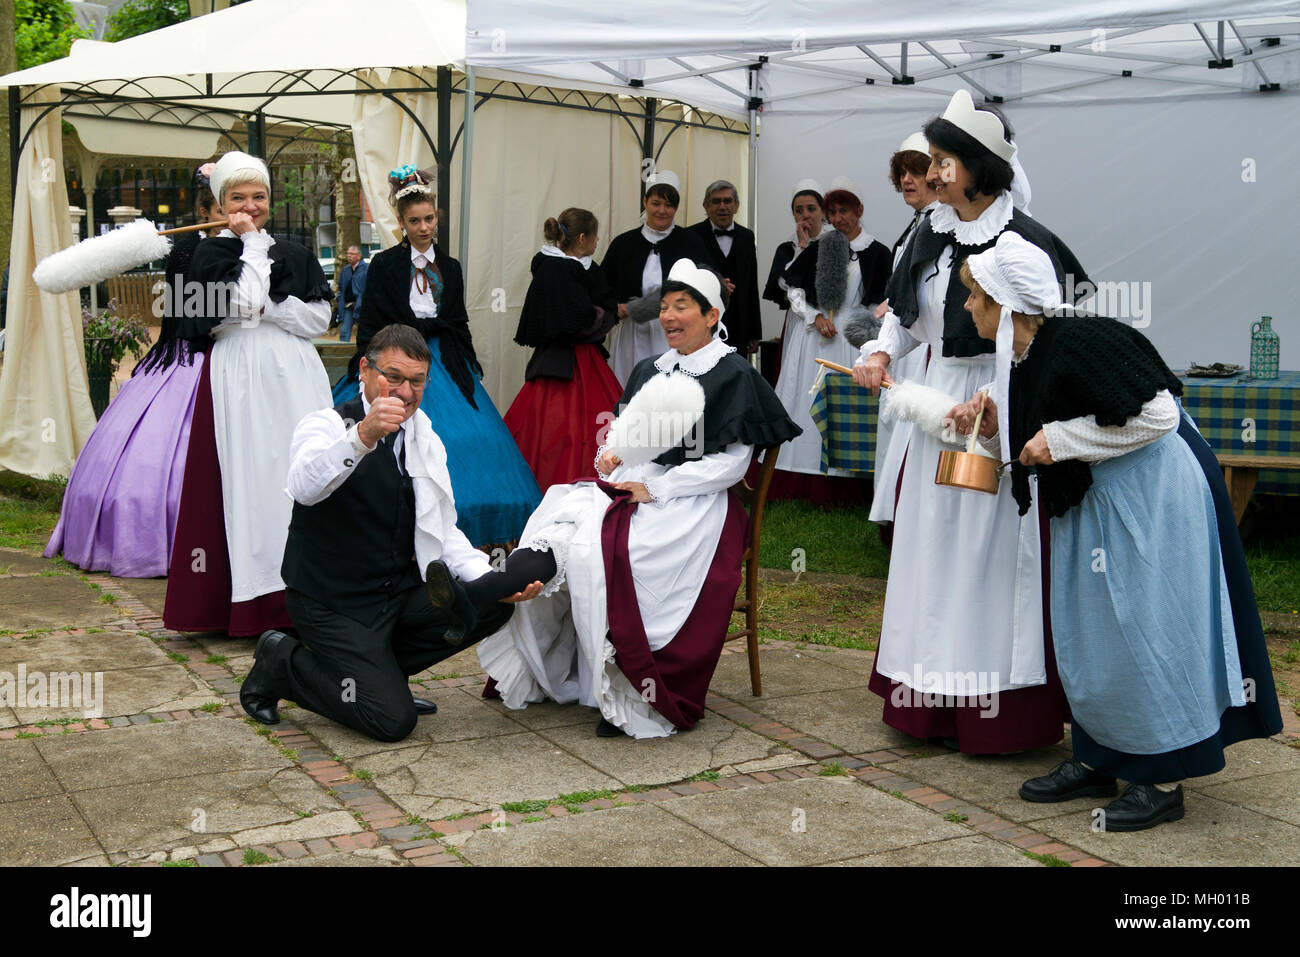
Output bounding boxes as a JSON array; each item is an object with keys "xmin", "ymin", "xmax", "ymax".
[{"xmin": 950, "ymin": 232, "xmax": 1281, "ymax": 832}]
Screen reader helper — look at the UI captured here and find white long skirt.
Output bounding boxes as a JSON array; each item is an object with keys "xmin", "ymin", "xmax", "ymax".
[
  {"xmin": 771, "ymin": 311, "xmax": 859, "ymax": 476},
  {"xmin": 478, "ymin": 467, "xmax": 730, "ymax": 738},
  {"xmin": 869, "ymin": 345, "xmax": 930, "ymax": 522},
  {"xmin": 210, "ymin": 321, "xmax": 332, "ymax": 602},
  {"xmin": 607, "ymin": 319, "xmax": 668, "ymax": 386},
  {"xmin": 873, "ymin": 354, "xmax": 1045, "ymax": 696}
]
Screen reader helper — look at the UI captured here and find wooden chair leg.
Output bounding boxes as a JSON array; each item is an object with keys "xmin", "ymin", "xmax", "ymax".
[{"xmin": 746, "ymin": 552, "xmax": 762, "ymax": 697}]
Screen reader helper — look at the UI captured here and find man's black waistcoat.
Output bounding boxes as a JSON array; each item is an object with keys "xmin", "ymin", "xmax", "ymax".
[{"xmin": 281, "ymin": 397, "xmax": 422, "ymax": 626}]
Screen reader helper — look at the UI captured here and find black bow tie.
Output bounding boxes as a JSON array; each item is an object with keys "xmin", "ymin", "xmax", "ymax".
[{"xmin": 714, "ymin": 228, "xmax": 734, "ymax": 236}]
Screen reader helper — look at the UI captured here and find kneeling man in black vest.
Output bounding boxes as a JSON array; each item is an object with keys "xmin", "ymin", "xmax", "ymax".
[{"xmin": 240, "ymin": 323, "xmax": 541, "ymax": 742}]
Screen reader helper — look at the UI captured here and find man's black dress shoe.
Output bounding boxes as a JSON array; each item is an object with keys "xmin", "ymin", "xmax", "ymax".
[
  {"xmin": 1098, "ymin": 783, "xmax": 1185, "ymax": 832},
  {"xmin": 595, "ymin": 717, "xmax": 627, "ymax": 738},
  {"xmin": 1019, "ymin": 758, "xmax": 1118, "ymax": 803},
  {"xmin": 412, "ymin": 697, "xmax": 438, "ymax": 716},
  {"xmin": 424, "ymin": 560, "xmax": 478, "ymax": 639},
  {"xmin": 240, "ymin": 630, "xmax": 288, "ymax": 725}
]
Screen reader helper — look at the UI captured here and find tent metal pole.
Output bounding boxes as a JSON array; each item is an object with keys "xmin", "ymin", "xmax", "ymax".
[
  {"xmin": 437, "ymin": 65, "xmax": 451, "ymax": 250},
  {"xmin": 641, "ymin": 97, "xmax": 656, "ymax": 201},
  {"xmin": 458, "ymin": 67, "xmax": 475, "ymax": 276}
]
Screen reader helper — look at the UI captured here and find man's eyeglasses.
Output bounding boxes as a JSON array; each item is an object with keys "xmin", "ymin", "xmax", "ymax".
[{"xmin": 366, "ymin": 361, "xmax": 429, "ymax": 390}]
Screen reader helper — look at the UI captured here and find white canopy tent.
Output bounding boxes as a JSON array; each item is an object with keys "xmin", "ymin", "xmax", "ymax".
[
  {"xmin": 467, "ymin": 1, "xmax": 1300, "ymax": 369},
  {"xmin": 0, "ymin": 0, "xmax": 749, "ymax": 476}
]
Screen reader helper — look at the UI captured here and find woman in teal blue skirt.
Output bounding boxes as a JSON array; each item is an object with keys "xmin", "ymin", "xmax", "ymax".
[{"xmin": 335, "ymin": 166, "xmax": 539, "ymax": 545}]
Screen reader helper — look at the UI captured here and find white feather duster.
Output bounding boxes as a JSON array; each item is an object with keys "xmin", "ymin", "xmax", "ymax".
[
  {"xmin": 605, "ymin": 371, "xmax": 706, "ymax": 467},
  {"xmin": 34, "ymin": 219, "xmax": 173, "ymax": 294},
  {"xmin": 880, "ymin": 378, "xmax": 962, "ymax": 443}
]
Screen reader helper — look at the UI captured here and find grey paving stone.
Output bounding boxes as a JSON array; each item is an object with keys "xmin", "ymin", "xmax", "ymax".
[
  {"xmin": 748, "ymin": 686, "xmax": 920, "ymax": 754},
  {"xmin": 891, "ymin": 746, "xmax": 1079, "ymax": 824},
  {"xmin": 1194, "ymin": 769, "xmax": 1300, "ymax": 827},
  {"xmin": 457, "ymin": 803, "xmax": 760, "ymax": 866},
  {"xmin": 830, "ymin": 834, "xmax": 1041, "ymax": 866},
  {"xmin": 660, "ymin": 776, "xmax": 968, "ymax": 865},
  {"xmin": 70, "ymin": 766, "xmax": 341, "ymax": 857},
  {"xmin": 0, "ymin": 739, "xmax": 62, "ymax": 803},
  {"xmin": 363, "ymin": 730, "xmax": 620, "ymax": 821},
  {"xmin": 289, "ymin": 686, "xmax": 523, "ymax": 761},
  {"xmin": 0, "ymin": 794, "xmax": 102, "ymax": 866},
  {"xmin": 708, "ymin": 646, "xmax": 873, "ymax": 702},
  {"xmin": 34, "ymin": 716, "xmax": 293, "ymax": 791},
  {"xmin": 1034, "ymin": 792, "xmax": 1300, "ymax": 866},
  {"xmin": 0, "ymin": 577, "xmax": 124, "ymax": 631},
  {"xmin": 537, "ymin": 717, "xmax": 781, "ymax": 788}
]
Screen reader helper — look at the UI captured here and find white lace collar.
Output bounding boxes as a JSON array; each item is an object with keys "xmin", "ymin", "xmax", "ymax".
[
  {"xmin": 539, "ymin": 243, "xmax": 591, "ymax": 268},
  {"xmin": 848, "ymin": 229, "xmax": 876, "ymax": 251},
  {"xmin": 641, "ymin": 223, "xmax": 674, "ymax": 244},
  {"xmin": 653, "ymin": 336, "xmax": 734, "ymax": 376},
  {"xmin": 928, "ymin": 190, "xmax": 1013, "ymax": 246}
]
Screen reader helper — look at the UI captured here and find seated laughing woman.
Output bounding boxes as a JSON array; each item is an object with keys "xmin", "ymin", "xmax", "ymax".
[
  {"xmin": 422, "ymin": 260, "xmax": 800, "ymax": 738},
  {"xmin": 949, "ymin": 232, "xmax": 1282, "ymax": 832}
]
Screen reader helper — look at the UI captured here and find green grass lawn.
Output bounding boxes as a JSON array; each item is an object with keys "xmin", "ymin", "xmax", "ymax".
[{"xmin": 758, "ymin": 498, "xmax": 1300, "ymax": 615}]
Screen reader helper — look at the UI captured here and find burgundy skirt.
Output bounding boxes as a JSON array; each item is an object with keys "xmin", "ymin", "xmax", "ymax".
[
  {"xmin": 162, "ymin": 355, "xmax": 292, "ymax": 637},
  {"xmin": 867, "ymin": 477, "xmax": 1069, "ymax": 754},
  {"xmin": 504, "ymin": 344, "xmax": 622, "ymax": 494}
]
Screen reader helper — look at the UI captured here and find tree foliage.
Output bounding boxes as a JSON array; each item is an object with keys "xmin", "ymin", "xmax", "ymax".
[
  {"xmin": 16, "ymin": 0, "xmax": 91, "ymax": 70},
  {"xmin": 104, "ymin": 0, "xmax": 190, "ymax": 43}
]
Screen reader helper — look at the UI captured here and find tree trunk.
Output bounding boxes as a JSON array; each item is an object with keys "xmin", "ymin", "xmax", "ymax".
[
  {"xmin": 334, "ymin": 129, "xmax": 361, "ymax": 278},
  {"xmin": 0, "ymin": 0, "xmax": 16, "ymax": 272}
]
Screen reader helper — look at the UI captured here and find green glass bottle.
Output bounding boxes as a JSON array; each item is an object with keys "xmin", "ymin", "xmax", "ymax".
[{"xmin": 1249, "ymin": 316, "xmax": 1279, "ymax": 381}]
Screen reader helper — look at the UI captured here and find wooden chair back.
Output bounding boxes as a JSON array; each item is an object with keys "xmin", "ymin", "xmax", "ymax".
[{"xmin": 725, "ymin": 446, "xmax": 779, "ymax": 696}]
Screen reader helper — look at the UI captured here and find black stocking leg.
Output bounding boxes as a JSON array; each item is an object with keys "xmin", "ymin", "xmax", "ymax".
[{"xmin": 461, "ymin": 547, "xmax": 557, "ymax": 612}]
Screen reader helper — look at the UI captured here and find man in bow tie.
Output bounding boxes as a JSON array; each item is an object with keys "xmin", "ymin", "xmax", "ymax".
[
  {"xmin": 239, "ymin": 323, "xmax": 541, "ymax": 742},
  {"xmin": 687, "ymin": 180, "xmax": 762, "ymax": 356}
]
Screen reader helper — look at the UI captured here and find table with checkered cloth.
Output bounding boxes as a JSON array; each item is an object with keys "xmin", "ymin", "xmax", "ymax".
[
  {"xmin": 1179, "ymin": 370, "xmax": 1300, "ymax": 496},
  {"xmin": 809, "ymin": 372, "xmax": 879, "ymax": 474}
]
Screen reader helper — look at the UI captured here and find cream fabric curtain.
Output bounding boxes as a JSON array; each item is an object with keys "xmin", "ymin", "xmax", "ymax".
[
  {"xmin": 349, "ymin": 72, "xmax": 748, "ymax": 410},
  {"xmin": 451, "ymin": 91, "xmax": 748, "ymax": 410},
  {"xmin": 0, "ymin": 88, "xmax": 96, "ymax": 478},
  {"xmin": 351, "ymin": 68, "xmax": 440, "ymax": 250}
]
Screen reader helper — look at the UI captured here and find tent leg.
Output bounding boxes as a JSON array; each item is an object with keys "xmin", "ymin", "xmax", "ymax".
[
  {"xmin": 437, "ymin": 65, "xmax": 451, "ymax": 250},
  {"xmin": 458, "ymin": 67, "xmax": 475, "ymax": 272},
  {"xmin": 9, "ymin": 87, "xmax": 18, "ymax": 203}
]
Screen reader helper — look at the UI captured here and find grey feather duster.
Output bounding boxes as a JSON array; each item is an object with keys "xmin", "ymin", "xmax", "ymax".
[
  {"xmin": 840, "ymin": 303, "xmax": 882, "ymax": 351},
  {"xmin": 624, "ymin": 286, "xmax": 662, "ymax": 324},
  {"xmin": 814, "ymin": 230, "xmax": 850, "ymax": 313}
]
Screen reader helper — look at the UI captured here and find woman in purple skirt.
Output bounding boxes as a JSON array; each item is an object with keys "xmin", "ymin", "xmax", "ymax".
[{"xmin": 45, "ymin": 165, "xmax": 216, "ymax": 577}]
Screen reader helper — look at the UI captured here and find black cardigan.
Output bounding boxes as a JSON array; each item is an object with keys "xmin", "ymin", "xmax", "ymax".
[
  {"xmin": 349, "ymin": 240, "xmax": 480, "ymax": 405},
  {"xmin": 514, "ymin": 252, "xmax": 617, "ymax": 381}
]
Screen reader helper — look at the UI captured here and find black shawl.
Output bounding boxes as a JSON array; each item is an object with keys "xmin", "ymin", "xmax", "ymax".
[
  {"xmin": 178, "ymin": 234, "xmax": 333, "ymax": 341},
  {"xmin": 600, "ymin": 225, "xmax": 711, "ymax": 303},
  {"xmin": 886, "ymin": 203, "xmax": 1090, "ymax": 358},
  {"xmin": 762, "ymin": 241, "xmax": 796, "ymax": 312},
  {"xmin": 1009, "ymin": 314, "xmax": 1185, "ymax": 518},
  {"xmin": 136, "ymin": 231, "xmax": 205, "ymax": 374},
  {"xmin": 514, "ymin": 252, "xmax": 617, "ymax": 381},
  {"xmin": 619, "ymin": 349, "xmax": 801, "ymax": 468},
  {"xmin": 348, "ymin": 240, "xmax": 480, "ymax": 407}
]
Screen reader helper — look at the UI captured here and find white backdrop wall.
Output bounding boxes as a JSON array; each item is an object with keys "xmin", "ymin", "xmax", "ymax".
[
  {"xmin": 757, "ymin": 92, "xmax": 1300, "ymax": 371},
  {"xmin": 449, "ymin": 93, "xmax": 749, "ymax": 408}
]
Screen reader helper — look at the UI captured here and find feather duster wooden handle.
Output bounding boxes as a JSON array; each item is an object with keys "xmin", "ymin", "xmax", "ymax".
[
  {"xmin": 814, "ymin": 357, "xmax": 890, "ymax": 388},
  {"xmin": 158, "ymin": 220, "xmax": 227, "ymax": 236}
]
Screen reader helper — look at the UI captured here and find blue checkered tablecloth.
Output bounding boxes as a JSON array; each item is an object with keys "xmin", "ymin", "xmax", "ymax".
[
  {"xmin": 811, "ymin": 368, "xmax": 1300, "ymax": 494},
  {"xmin": 1178, "ymin": 370, "xmax": 1300, "ymax": 496},
  {"xmin": 809, "ymin": 371, "xmax": 878, "ymax": 474}
]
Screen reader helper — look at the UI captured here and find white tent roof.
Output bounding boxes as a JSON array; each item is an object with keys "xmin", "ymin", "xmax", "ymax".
[
  {"xmin": 0, "ymin": 0, "xmax": 466, "ymax": 131},
  {"xmin": 466, "ymin": 1, "xmax": 1300, "ymax": 114}
]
